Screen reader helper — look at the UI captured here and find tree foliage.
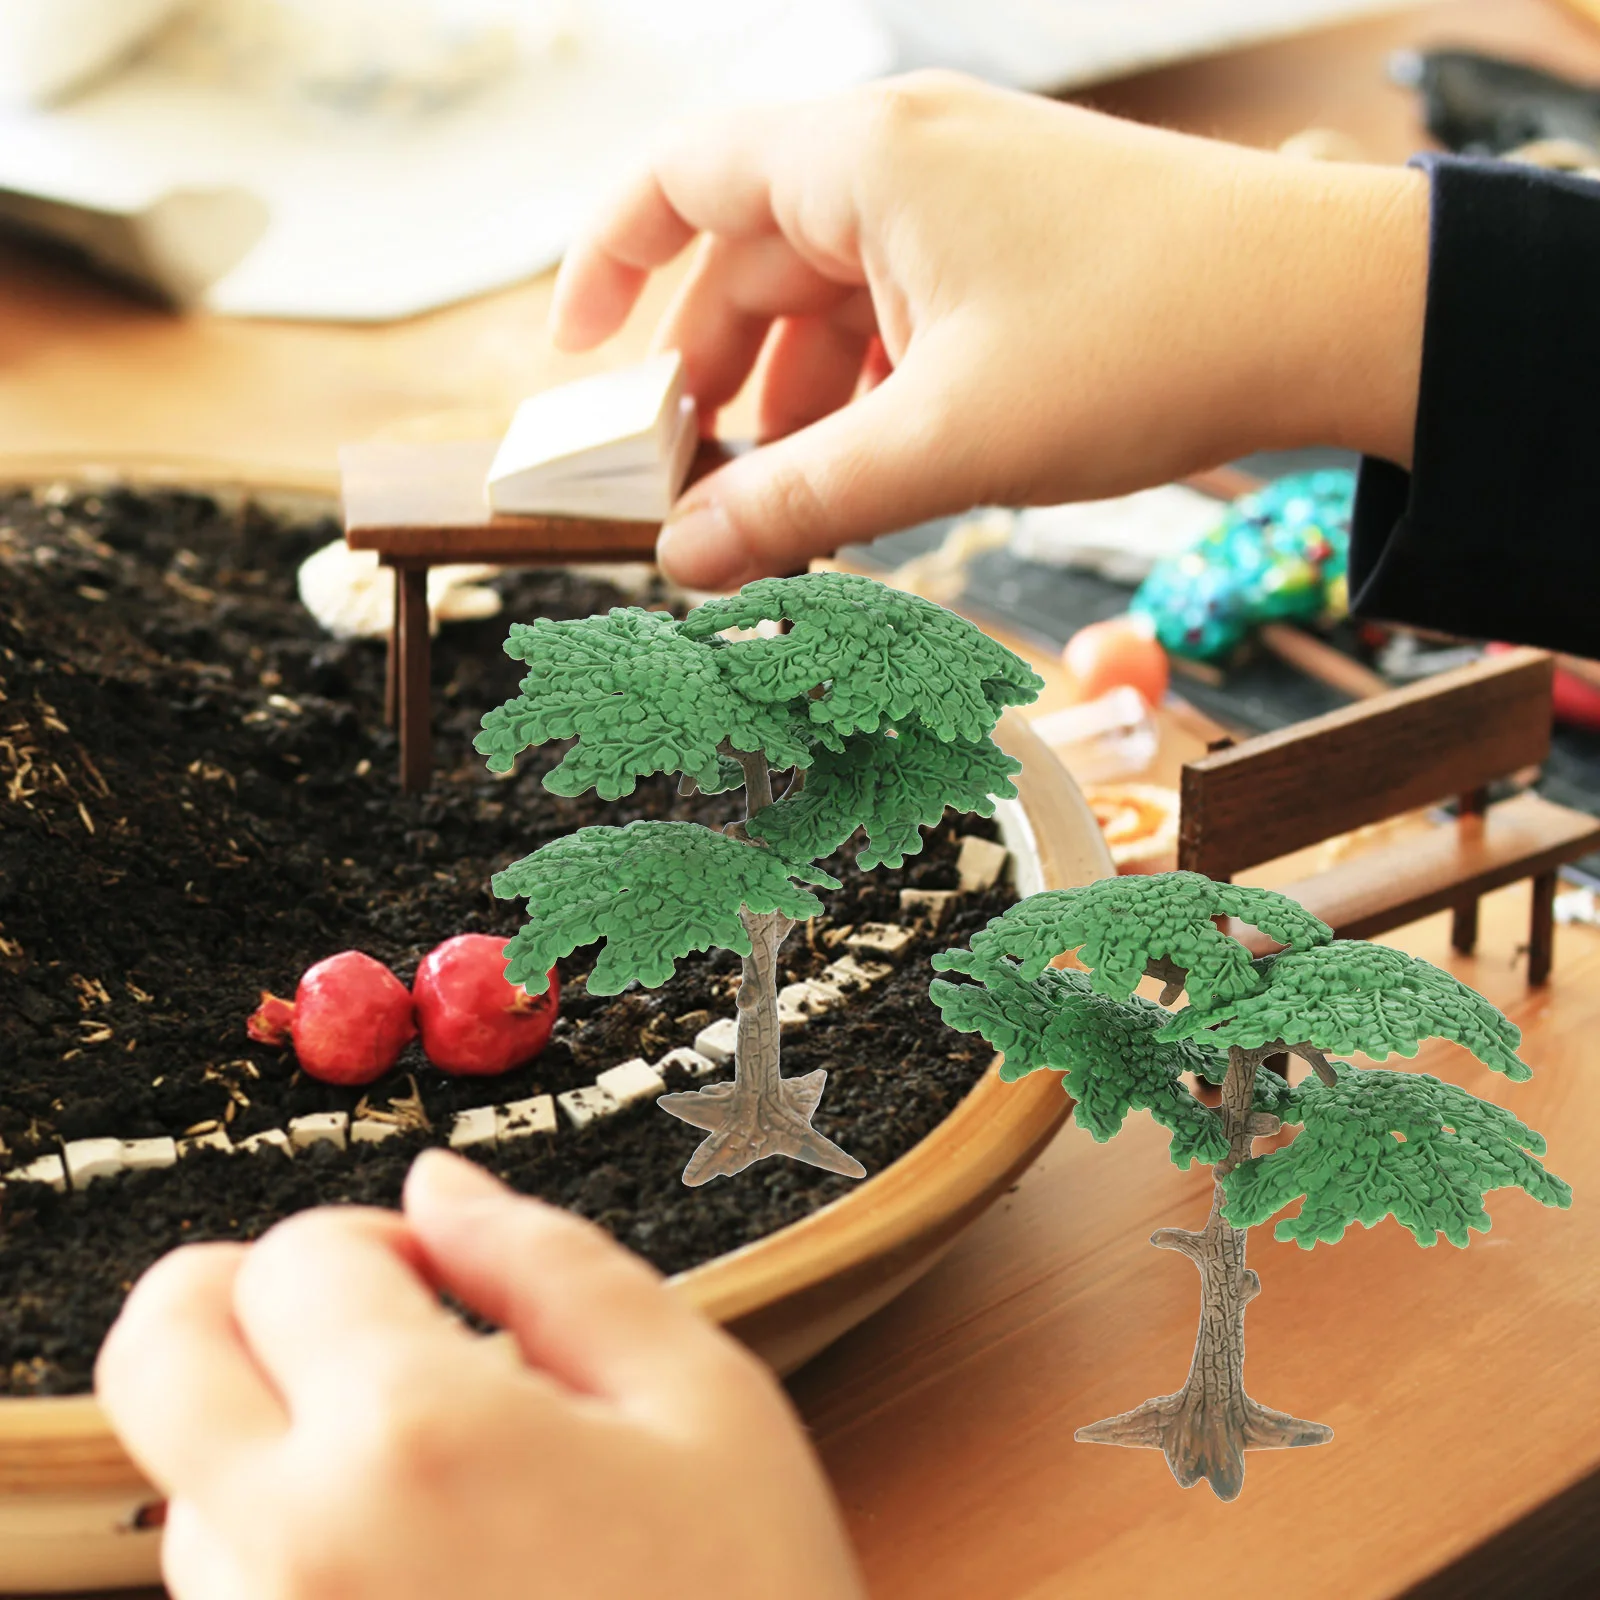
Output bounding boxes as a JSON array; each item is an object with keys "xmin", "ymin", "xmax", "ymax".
[
  {"xmin": 945, "ymin": 873, "xmax": 1330, "ymax": 1010},
  {"xmin": 932, "ymin": 954, "xmax": 1248, "ymax": 1168},
  {"xmin": 681, "ymin": 572, "xmax": 1044, "ymax": 745},
  {"xmin": 1222, "ymin": 1062, "xmax": 1571, "ymax": 1247},
  {"xmin": 473, "ymin": 607, "xmax": 814, "ymax": 798},
  {"xmin": 491, "ymin": 822, "xmax": 836, "ymax": 995},
  {"xmin": 1160, "ymin": 941, "xmax": 1531, "ymax": 1080},
  {"xmin": 750, "ymin": 722, "xmax": 1021, "ymax": 871}
]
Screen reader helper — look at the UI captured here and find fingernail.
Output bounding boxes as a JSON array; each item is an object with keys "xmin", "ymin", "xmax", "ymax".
[
  {"xmin": 658, "ymin": 499, "xmax": 743, "ymax": 591},
  {"xmin": 406, "ymin": 1147, "xmax": 504, "ymax": 1210}
]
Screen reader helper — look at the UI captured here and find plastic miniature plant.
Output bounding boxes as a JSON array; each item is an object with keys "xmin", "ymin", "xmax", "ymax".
[
  {"xmin": 475, "ymin": 571, "xmax": 1043, "ymax": 1186},
  {"xmin": 930, "ymin": 872, "xmax": 1570, "ymax": 1500}
]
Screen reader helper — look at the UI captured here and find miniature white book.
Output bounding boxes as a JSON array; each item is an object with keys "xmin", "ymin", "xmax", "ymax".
[{"xmin": 486, "ymin": 352, "xmax": 699, "ymax": 521}]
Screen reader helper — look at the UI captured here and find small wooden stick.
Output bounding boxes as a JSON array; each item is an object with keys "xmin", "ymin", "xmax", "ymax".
[{"xmin": 1259, "ymin": 622, "xmax": 1388, "ymax": 701}]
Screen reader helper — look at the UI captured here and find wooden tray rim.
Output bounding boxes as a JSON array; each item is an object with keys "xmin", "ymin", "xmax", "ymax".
[{"xmin": 0, "ymin": 456, "xmax": 1110, "ymax": 1497}]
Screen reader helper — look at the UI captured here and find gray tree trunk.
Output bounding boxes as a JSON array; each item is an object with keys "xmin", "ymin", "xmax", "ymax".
[
  {"xmin": 658, "ymin": 748, "xmax": 865, "ymax": 1186},
  {"xmin": 1075, "ymin": 1045, "xmax": 1332, "ymax": 1499}
]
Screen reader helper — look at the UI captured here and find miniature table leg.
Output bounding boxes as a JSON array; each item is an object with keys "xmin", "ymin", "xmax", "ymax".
[
  {"xmin": 395, "ymin": 564, "xmax": 432, "ymax": 793},
  {"xmin": 1529, "ymin": 869, "xmax": 1557, "ymax": 987},
  {"xmin": 1452, "ymin": 787, "xmax": 1489, "ymax": 955},
  {"xmin": 385, "ymin": 569, "xmax": 401, "ymax": 728}
]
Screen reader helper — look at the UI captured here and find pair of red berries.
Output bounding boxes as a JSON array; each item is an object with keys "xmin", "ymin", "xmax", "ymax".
[{"xmin": 247, "ymin": 935, "xmax": 559, "ymax": 1086}]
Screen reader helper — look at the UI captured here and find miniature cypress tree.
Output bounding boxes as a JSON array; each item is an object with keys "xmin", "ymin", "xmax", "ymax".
[
  {"xmin": 930, "ymin": 873, "xmax": 1570, "ymax": 1500},
  {"xmin": 477, "ymin": 571, "xmax": 1043, "ymax": 1186}
]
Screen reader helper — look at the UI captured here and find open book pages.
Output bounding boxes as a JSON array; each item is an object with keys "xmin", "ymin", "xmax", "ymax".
[{"xmin": 485, "ymin": 353, "xmax": 699, "ymax": 521}]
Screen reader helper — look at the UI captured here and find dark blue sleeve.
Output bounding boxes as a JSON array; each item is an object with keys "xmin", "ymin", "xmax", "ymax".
[{"xmin": 1350, "ymin": 153, "xmax": 1600, "ymax": 655}]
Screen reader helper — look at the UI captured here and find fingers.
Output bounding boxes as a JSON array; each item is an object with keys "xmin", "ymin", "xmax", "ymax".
[
  {"xmin": 230, "ymin": 1207, "xmax": 469, "ymax": 1418},
  {"xmin": 96, "ymin": 1244, "xmax": 286, "ymax": 1507},
  {"xmin": 652, "ymin": 234, "xmax": 861, "ymax": 419},
  {"xmin": 551, "ymin": 107, "xmax": 788, "ymax": 351},
  {"xmin": 403, "ymin": 1151, "xmax": 742, "ymax": 1426},
  {"xmin": 755, "ymin": 310, "xmax": 876, "ymax": 441},
  {"xmin": 161, "ymin": 1499, "xmax": 256, "ymax": 1600},
  {"xmin": 550, "ymin": 98, "xmax": 858, "ymax": 351},
  {"xmin": 551, "ymin": 170, "xmax": 698, "ymax": 351},
  {"xmin": 657, "ymin": 336, "xmax": 974, "ymax": 589}
]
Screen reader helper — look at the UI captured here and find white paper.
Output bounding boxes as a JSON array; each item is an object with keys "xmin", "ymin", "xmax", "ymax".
[
  {"xmin": 0, "ymin": 0, "xmax": 892, "ymax": 321},
  {"xmin": 1010, "ymin": 484, "xmax": 1224, "ymax": 582},
  {"xmin": 489, "ymin": 385, "xmax": 697, "ymax": 520},
  {"xmin": 489, "ymin": 352, "xmax": 684, "ymax": 483},
  {"xmin": 875, "ymin": 0, "xmax": 1408, "ymax": 92}
]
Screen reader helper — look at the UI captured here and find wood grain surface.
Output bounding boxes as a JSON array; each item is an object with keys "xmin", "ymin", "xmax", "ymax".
[
  {"xmin": 1178, "ymin": 648, "xmax": 1555, "ymax": 876},
  {"xmin": 1221, "ymin": 791, "xmax": 1600, "ymax": 948},
  {"xmin": 7, "ymin": 3, "xmax": 1600, "ymax": 1595},
  {"xmin": 793, "ymin": 878, "xmax": 1600, "ymax": 1600},
  {"xmin": 340, "ymin": 437, "xmax": 740, "ymax": 565}
]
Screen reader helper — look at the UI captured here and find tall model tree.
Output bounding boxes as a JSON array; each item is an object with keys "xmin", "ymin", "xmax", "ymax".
[
  {"xmin": 930, "ymin": 873, "xmax": 1570, "ymax": 1500},
  {"xmin": 476, "ymin": 571, "xmax": 1042, "ymax": 1186}
]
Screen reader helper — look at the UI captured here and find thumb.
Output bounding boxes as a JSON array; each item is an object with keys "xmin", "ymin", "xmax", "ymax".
[
  {"xmin": 659, "ymin": 345, "xmax": 974, "ymax": 590},
  {"xmin": 402, "ymin": 1150, "xmax": 741, "ymax": 1421}
]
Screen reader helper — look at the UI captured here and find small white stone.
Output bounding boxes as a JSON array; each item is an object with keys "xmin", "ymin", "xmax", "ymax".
[
  {"xmin": 289, "ymin": 1112, "xmax": 349, "ymax": 1152},
  {"xmin": 237, "ymin": 1128, "xmax": 291, "ymax": 1157},
  {"xmin": 497, "ymin": 1095, "xmax": 557, "ymax": 1142},
  {"xmin": 5, "ymin": 1154, "xmax": 66, "ymax": 1192},
  {"xmin": 63, "ymin": 1138, "xmax": 124, "ymax": 1190},
  {"xmin": 779, "ymin": 978, "xmax": 846, "ymax": 1018},
  {"xmin": 178, "ymin": 1129, "xmax": 233, "ymax": 1158},
  {"xmin": 655, "ymin": 1046, "xmax": 717, "ymax": 1080},
  {"xmin": 956, "ymin": 835, "xmax": 1010, "ymax": 892},
  {"xmin": 595, "ymin": 1058, "xmax": 666, "ymax": 1107},
  {"xmin": 845, "ymin": 922, "xmax": 915, "ymax": 959},
  {"xmin": 350, "ymin": 1118, "xmax": 404, "ymax": 1146},
  {"xmin": 448, "ymin": 1107, "xmax": 498, "ymax": 1151},
  {"xmin": 558, "ymin": 1084, "xmax": 620, "ymax": 1131},
  {"xmin": 900, "ymin": 888, "xmax": 959, "ymax": 927},
  {"xmin": 121, "ymin": 1137, "xmax": 178, "ymax": 1173},
  {"xmin": 822, "ymin": 955, "xmax": 892, "ymax": 993},
  {"xmin": 694, "ymin": 1017, "xmax": 739, "ymax": 1065}
]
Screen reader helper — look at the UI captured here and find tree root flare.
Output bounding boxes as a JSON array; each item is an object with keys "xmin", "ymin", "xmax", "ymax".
[{"xmin": 659, "ymin": 1069, "xmax": 866, "ymax": 1186}]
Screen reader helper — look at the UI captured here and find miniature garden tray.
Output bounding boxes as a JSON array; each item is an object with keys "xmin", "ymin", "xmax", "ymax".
[{"xmin": 0, "ymin": 462, "xmax": 1112, "ymax": 1593}]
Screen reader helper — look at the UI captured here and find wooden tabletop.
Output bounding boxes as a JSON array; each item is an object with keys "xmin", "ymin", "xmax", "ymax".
[{"xmin": 9, "ymin": 4, "xmax": 1600, "ymax": 1596}]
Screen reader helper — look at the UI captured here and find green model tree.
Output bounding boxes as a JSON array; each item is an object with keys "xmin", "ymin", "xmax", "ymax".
[
  {"xmin": 476, "ymin": 571, "xmax": 1043, "ymax": 1186},
  {"xmin": 930, "ymin": 873, "xmax": 1570, "ymax": 1500}
]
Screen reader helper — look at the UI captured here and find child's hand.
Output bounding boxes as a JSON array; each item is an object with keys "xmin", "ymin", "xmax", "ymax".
[
  {"xmin": 96, "ymin": 1151, "xmax": 865, "ymax": 1600},
  {"xmin": 552, "ymin": 71, "xmax": 1427, "ymax": 590}
]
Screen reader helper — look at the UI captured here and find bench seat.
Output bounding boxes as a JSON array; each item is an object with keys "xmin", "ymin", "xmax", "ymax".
[{"xmin": 1226, "ymin": 791, "xmax": 1600, "ymax": 959}]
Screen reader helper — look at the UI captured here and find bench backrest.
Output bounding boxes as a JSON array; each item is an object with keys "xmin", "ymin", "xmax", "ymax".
[{"xmin": 1178, "ymin": 647, "xmax": 1554, "ymax": 879}]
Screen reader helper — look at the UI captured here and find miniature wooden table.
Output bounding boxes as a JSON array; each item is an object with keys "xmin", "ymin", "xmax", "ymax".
[
  {"xmin": 339, "ymin": 437, "xmax": 735, "ymax": 792},
  {"xmin": 6, "ymin": 3, "xmax": 1600, "ymax": 1595}
]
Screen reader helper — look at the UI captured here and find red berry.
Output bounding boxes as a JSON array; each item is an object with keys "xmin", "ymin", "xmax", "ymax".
[
  {"xmin": 246, "ymin": 951, "xmax": 415, "ymax": 1086},
  {"xmin": 414, "ymin": 934, "xmax": 558, "ymax": 1077}
]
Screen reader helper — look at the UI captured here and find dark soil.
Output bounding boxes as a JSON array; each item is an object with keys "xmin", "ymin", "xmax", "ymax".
[{"xmin": 0, "ymin": 486, "xmax": 1013, "ymax": 1397}]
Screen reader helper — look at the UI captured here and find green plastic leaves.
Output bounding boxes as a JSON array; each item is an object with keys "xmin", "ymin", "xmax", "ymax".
[
  {"xmin": 931, "ymin": 956, "xmax": 1231, "ymax": 1167},
  {"xmin": 1222, "ymin": 1063, "xmax": 1571, "ymax": 1247},
  {"xmin": 750, "ymin": 723, "xmax": 1021, "ymax": 870},
  {"xmin": 1161, "ymin": 941, "xmax": 1531, "ymax": 1080},
  {"xmin": 475, "ymin": 574, "xmax": 1040, "ymax": 828},
  {"xmin": 682, "ymin": 572, "xmax": 1043, "ymax": 744},
  {"xmin": 491, "ymin": 821, "xmax": 836, "ymax": 995},
  {"xmin": 936, "ymin": 872, "xmax": 1559, "ymax": 1262},
  {"xmin": 476, "ymin": 574, "xmax": 1045, "ymax": 1009},
  {"xmin": 473, "ymin": 608, "xmax": 813, "ymax": 799},
  {"xmin": 946, "ymin": 874, "xmax": 1330, "ymax": 1010}
]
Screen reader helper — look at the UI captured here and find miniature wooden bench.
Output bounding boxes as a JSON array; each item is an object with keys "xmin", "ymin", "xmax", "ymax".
[
  {"xmin": 1178, "ymin": 646, "xmax": 1600, "ymax": 984},
  {"xmin": 339, "ymin": 436, "xmax": 734, "ymax": 791}
]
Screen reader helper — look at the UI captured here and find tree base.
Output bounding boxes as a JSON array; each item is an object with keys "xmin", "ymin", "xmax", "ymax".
[
  {"xmin": 658, "ymin": 1068, "xmax": 867, "ymax": 1187},
  {"xmin": 1076, "ymin": 1387, "xmax": 1332, "ymax": 1502}
]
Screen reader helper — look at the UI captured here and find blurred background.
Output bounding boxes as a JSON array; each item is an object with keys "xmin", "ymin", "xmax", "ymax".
[{"xmin": 8, "ymin": 0, "xmax": 1600, "ymax": 883}]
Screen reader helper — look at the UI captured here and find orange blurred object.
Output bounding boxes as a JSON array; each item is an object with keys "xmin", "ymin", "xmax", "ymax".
[{"xmin": 1062, "ymin": 614, "xmax": 1170, "ymax": 707}]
